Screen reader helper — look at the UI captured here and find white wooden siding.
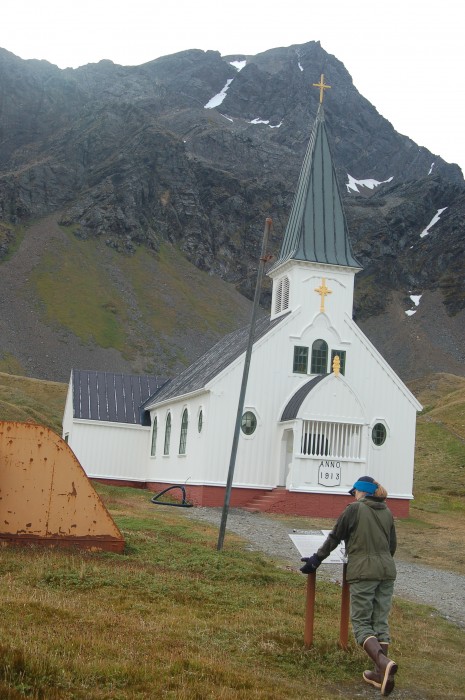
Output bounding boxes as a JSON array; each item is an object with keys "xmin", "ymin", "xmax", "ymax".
[
  {"xmin": 144, "ymin": 293, "xmax": 419, "ymax": 500},
  {"xmin": 68, "ymin": 421, "xmax": 151, "ymax": 481}
]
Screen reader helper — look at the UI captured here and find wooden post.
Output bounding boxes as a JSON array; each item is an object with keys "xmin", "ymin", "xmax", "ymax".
[
  {"xmin": 304, "ymin": 572, "xmax": 316, "ymax": 648},
  {"xmin": 339, "ymin": 563, "xmax": 350, "ymax": 650}
]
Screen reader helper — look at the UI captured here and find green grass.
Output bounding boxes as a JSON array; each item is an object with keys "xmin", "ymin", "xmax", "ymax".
[
  {"xmin": 0, "ymin": 373, "xmax": 464, "ymax": 696},
  {"xmin": 117, "ymin": 243, "xmax": 253, "ymax": 369},
  {"xmin": 413, "ymin": 422, "xmax": 465, "ymax": 509},
  {"xmin": 408, "ymin": 373, "xmax": 465, "ymax": 512},
  {"xmin": 0, "ymin": 484, "xmax": 462, "ymax": 700},
  {"xmin": 0, "ymin": 371, "xmax": 67, "ymax": 433},
  {"xmin": 385, "ymin": 373, "xmax": 465, "ymax": 573}
]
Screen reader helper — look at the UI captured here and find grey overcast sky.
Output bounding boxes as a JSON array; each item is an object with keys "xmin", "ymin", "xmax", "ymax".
[{"xmin": 1, "ymin": 0, "xmax": 464, "ymax": 175}]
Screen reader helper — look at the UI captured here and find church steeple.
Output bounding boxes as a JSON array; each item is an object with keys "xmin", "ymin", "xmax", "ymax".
[{"xmin": 272, "ymin": 93, "xmax": 361, "ymax": 271}]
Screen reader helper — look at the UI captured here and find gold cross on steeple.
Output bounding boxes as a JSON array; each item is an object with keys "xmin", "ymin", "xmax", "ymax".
[
  {"xmin": 313, "ymin": 74, "xmax": 331, "ymax": 103},
  {"xmin": 315, "ymin": 277, "xmax": 332, "ymax": 312}
]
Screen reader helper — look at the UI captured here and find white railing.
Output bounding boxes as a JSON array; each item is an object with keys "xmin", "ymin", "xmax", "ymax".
[{"xmin": 301, "ymin": 420, "xmax": 363, "ymax": 460}]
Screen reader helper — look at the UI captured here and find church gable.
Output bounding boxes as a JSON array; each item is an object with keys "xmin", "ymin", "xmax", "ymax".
[
  {"xmin": 344, "ymin": 316, "xmax": 422, "ymax": 411},
  {"xmin": 145, "ymin": 313, "xmax": 290, "ymax": 409},
  {"xmin": 283, "ymin": 373, "xmax": 366, "ymax": 423}
]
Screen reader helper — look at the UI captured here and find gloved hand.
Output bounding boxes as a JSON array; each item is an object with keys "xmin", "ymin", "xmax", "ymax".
[{"xmin": 300, "ymin": 554, "xmax": 321, "ymax": 574}]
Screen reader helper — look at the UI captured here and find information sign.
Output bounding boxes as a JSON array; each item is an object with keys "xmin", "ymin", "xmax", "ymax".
[{"xmin": 289, "ymin": 530, "xmax": 347, "ymax": 564}]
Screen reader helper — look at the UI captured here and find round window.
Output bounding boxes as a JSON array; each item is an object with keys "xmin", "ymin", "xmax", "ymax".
[
  {"xmin": 241, "ymin": 411, "xmax": 257, "ymax": 435},
  {"xmin": 372, "ymin": 423, "xmax": 387, "ymax": 446},
  {"xmin": 198, "ymin": 410, "xmax": 203, "ymax": 433}
]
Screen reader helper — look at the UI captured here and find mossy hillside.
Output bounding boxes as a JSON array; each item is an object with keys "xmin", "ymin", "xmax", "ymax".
[
  {"xmin": 0, "ymin": 371, "xmax": 67, "ymax": 433},
  {"xmin": 28, "ymin": 228, "xmax": 252, "ymax": 369},
  {"xmin": 0, "ymin": 221, "xmax": 23, "ymax": 261},
  {"xmin": 120, "ymin": 243, "xmax": 251, "ymax": 339},
  {"xmin": 409, "ymin": 373, "xmax": 465, "ymax": 510},
  {"xmin": 0, "ymin": 352, "xmax": 24, "ymax": 376},
  {"xmin": 30, "ymin": 233, "xmax": 129, "ymax": 352}
]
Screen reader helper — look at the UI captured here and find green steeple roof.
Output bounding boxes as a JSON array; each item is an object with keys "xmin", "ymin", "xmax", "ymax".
[{"xmin": 273, "ymin": 104, "xmax": 361, "ymax": 269}]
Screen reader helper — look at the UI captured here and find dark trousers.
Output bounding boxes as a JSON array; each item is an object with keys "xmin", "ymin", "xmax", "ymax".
[{"xmin": 349, "ymin": 579, "xmax": 395, "ymax": 645}]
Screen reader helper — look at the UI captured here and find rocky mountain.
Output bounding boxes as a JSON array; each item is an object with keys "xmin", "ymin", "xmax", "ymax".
[{"xmin": 0, "ymin": 41, "xmax": 464, "ymax": 383}]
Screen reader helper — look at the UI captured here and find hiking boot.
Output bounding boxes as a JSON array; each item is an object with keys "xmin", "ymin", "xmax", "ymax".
[
  {"xmin": 363, "ymin": 642, "xmax": 389, "ymax": 689},
  {"xmin": 363, "ymin": 636, "xmax": 398, "ymax": 696}
]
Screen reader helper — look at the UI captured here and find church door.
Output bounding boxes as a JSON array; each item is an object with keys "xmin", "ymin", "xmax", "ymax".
[{"xmin": 279, "ymin": 429, "xmax": 294, "ymax": 486}]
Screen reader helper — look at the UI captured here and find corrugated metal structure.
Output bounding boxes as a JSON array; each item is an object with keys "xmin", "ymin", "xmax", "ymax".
[{"xmin": 0, "ymin": 421, "xmax": 124, "ymax": 552}]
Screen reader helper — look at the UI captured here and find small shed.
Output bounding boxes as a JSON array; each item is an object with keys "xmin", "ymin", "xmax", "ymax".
[{"xmin": 62, "ymin": 370, "xmax": 167, "ymax": 485}]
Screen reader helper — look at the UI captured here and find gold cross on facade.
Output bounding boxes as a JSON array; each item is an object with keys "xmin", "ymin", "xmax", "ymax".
[
  {"xmin": 315, "ymin": 277, "xmax": 332, "ymax": 312},
  {"xmin": 313, "ymin": 74, "xmax": 331, "ymax": 103}
]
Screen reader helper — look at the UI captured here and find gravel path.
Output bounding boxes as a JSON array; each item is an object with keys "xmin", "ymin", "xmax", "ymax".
[{"xmin": 181, "ymin": 506, "xmax": 465, "ymax": 630}]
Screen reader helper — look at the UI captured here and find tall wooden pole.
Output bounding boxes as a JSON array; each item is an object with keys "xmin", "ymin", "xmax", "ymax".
[
  {"xmin": 217, "ymin": 218, "xmax": 272, "ymax": 551},
  {"xmin": 304, "ymin": 572, "xmax": 316, "ymax": 648},
  {"xmin": 339, "ymin": 563, "xmax": 350, "ymax": 650}
]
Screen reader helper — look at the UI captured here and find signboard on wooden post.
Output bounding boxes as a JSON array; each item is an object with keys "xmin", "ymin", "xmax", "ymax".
[{"xmin": 290, "ymin": 531, "xmax": 349, "ymax": 649}]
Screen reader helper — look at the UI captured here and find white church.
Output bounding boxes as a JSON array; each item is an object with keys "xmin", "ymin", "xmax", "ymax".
[{"xmin": 63, "ymin": 87, "xmax": 422, "ymax": 518}]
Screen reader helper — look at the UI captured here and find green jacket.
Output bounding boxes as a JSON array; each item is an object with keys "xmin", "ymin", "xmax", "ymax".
[{"xmin": 316, "ymin": 497, "xmax": 397, "ymax": 583}]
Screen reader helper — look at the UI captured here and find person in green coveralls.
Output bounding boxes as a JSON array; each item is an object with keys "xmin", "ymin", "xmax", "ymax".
[{"xmin": 300, "ymin": 475, "xmax": 398, "ymax": 697}]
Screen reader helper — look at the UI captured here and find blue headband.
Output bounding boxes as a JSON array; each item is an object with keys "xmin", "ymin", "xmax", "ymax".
[{"xmin": 352, "ymin": 480, "xmax": 377, "ymax": 495}]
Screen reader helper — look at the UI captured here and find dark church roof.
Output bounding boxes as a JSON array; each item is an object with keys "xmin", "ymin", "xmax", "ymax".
[
  {"xmin": 281, "ymin": 374, "xmax": 327, "ymax": 421},
  {"xmin": 271, "ymin": 104, "xmax": 361, "ymax": 270},
  {"xmin": 72, "ymin": 370, "xmax": 168, "ymax": 424},
  {"xmin": 144, "ymin": 313, "xmax": 290, "ymax": 408}
]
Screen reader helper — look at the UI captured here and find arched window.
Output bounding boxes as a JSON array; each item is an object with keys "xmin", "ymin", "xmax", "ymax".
[
  {"xmin": 198, "ymin": 409, "xmax": 203, "ymax": 433},
  {"xmin": 179, "ymin": 408, "xmax": 188, "ymax": 454},
  {"xmin": 311, "ymin": 339, "xmax": 328, "ymax": 374},
  {"xmin": 163, "ymin": 413, "xmax": 171, "ymax": 455},
  {"xmin": 150, "ymin": 416, "xmax": 158, "ymax": 457}
]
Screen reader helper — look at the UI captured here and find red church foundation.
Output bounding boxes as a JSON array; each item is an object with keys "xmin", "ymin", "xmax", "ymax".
[
  {"xmin": 144, "ymin": 482, "xmax": 410, "ymax": 518},
  {"xmin": 92, "ymin": 479, "xmax": 410, "ymax": 518}
]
